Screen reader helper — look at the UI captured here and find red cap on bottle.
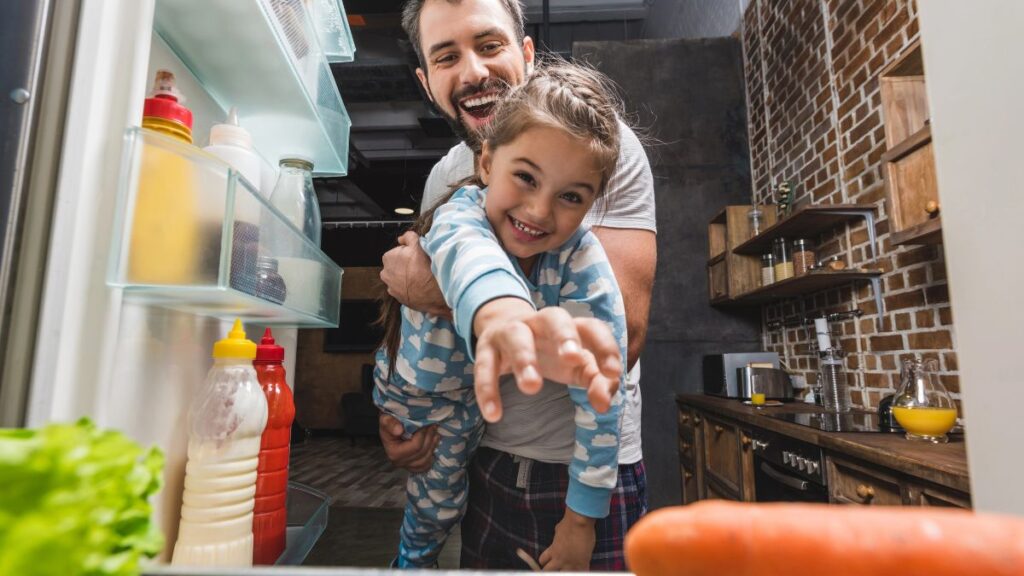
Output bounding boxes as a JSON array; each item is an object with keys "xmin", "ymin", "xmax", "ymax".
[
  {"xmin": 142, "ymin": 70, "xmax": 193, "ymax": 129},
  {"xmin": 255, "ymin": 328, "xmax": 285, "ymax": 363}
]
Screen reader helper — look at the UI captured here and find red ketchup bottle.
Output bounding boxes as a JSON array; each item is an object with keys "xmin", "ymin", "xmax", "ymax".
[{"xmin": 252, "ymin": 328, "xmax": 295, "ymax": 564}]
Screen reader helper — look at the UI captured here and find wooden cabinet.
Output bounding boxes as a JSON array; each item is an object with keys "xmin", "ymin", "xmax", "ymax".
[
  {"xmin": 880, "ymin": 40, "xmax": 942, "ymax": 245},
  {"xmin": 706, "ymin": 205, "xmax": 778, "ymax": 304},
  {"xmin": 678, "ymin": 401, "xmax": 970, "ymax": 508},
  {"xmin": 701, "ymin": 415, "xmax": 754, "ymax": 501},
  {"xmin": 827, "ymin": 456, "xmax": 906, "ymax": 506},
  {"xmin": 677, "ymin": 407, "xmax": 705, "ymax": 503}
]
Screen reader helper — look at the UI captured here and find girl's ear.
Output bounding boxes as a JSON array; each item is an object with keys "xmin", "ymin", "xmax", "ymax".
[{"xmin": 479, "ymin": 142, "xmax": 493, "ymax": 185}]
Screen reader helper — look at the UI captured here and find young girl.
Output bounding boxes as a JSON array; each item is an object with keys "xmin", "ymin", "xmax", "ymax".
[{"xmin": 374, "ymin": 62, "xmax": 628, "ymax": 569}]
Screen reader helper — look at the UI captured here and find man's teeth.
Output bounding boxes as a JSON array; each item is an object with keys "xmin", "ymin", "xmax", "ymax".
[
  {"xmin": 512, "ymin": 218, "xmax": 544, "ymax": 237},
  {"xmin": 463, "ymin": 94, "xmax": 498, "ymax": 109}
]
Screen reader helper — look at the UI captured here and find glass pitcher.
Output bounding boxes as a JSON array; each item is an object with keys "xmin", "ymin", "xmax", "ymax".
[{"xmin": 892, "ymin": 357, "xmax": 957, "ymax": 443}]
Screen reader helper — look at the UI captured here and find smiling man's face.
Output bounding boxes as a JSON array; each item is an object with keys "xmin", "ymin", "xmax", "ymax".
[{"xmin": 414, "ymin": 0, "xmax": 535, "ymax": 146}]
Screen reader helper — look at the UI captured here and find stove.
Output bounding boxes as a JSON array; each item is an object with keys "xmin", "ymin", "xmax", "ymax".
[{"xmin": 764, "ymin": 411, "xmax": 894, "ymax": 433}]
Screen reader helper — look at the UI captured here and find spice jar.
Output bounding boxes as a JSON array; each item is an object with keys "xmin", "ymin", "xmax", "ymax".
[
  {"xmin": 772, "ymin": 238, "xmax": 794, "ymax": 281},
  {"xmin": 761, "ymin": 252, "xmax": 776, "ymax": 286},
  {"xmin": 255, "ymin": 256, "xmax": 287, "ymax": 304},
  {"xmin": 792, "ymin": 238, "xmax": 815, "ymax": 276}
]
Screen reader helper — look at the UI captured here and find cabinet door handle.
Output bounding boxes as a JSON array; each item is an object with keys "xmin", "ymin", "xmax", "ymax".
[
  {"xmin": 694, "ymin": 415, "xmax": 702, "ymax": 424},
  {"xmin": 856, "ymin": 484, "xmax": 875, "ymax": 502},
  {"xmin": 681, "ymin": 414, "xmax": 690, "ymax": 425},
  {"xmin": 680, "ymin": 441, "xmax": 692, "ymax": 452},
  {"xmin": 684, "ymin": 471, "xmax": 693, "ymax": 481},
  {"xmin": 741, "ymin": 436, "xmax": 752, "ymax": 449},
  {"xmin": 714, "ymin": 425, "xmax": 724, "ymax": 434}
]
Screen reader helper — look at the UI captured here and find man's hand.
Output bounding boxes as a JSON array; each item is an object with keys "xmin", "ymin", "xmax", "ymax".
[
  {"xmin": 538, "ymin": 508, "xmax": 596, "ymax": 571},
  {"xmin": 378, "ymin": 412, "xmax": 439, "ymax": 473},
  {"xmin": 380, "ymin": 231, "xmax": 451, "ymax": 319}
]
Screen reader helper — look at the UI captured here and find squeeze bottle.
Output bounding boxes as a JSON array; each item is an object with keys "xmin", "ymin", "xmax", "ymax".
[
  {"xmin": 252, "ymin": 328, "xmax": 295, "ymax": 565},
  {"xmin": 172, "ymin": 320, "xmax": 268, "ymax": 566},
  {"xmin": 204, "ymin": 108, "xmax": 263, "ymax": 294},
  {"xmin": 128, "ymin": 70, "xmax": 199, "ymax": 284}
]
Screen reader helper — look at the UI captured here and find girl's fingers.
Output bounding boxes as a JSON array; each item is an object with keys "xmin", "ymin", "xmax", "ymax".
[
  {"xmin": 498, "ymin": 322, "xmax": 543, "ymax": 395},
  {"xmin": 572, "ymin": 350, "xmax": 612, "ymax": 413},
  {"xmin": 575, "ymin": 318, "xmax": 623, "ymax": 380},
  {"xmin": 531, "ymin": 308, "xmax": 586, "ymax": 366},
  {"xmin": 473, "ymin": 345, "xmax": 503, "ymax": 423}
]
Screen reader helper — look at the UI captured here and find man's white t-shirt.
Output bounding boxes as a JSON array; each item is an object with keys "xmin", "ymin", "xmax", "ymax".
[{"xmin": 420, "ymin": 120, "xmax": 656, "ymax": 465}]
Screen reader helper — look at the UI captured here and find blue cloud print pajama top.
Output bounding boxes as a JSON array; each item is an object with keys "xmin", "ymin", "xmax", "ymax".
[{"xmin": 373, "ymin": 185, "xmax": 627, "ymax": 568}]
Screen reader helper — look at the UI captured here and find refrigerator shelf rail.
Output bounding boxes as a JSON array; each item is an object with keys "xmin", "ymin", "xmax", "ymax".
[
  {"xmin": 311, "ymin": 0, "xmax": 357, "ymax": 63},
  {"xmin": 108, "ymin": 128, "xmax": 343, "ymax": 328},
  {"xmin": 154, "ymin": 0, "xmax": 352, "ymax": 175}
]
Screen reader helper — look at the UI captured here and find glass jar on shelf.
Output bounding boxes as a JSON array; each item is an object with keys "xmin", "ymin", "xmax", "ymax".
[
  {"xmin": 747, "ymin": 206, "xmax": 764, "ymax": 237},
  {"xmin": 761, "ymin": 252, "xmax": 776, "ymax": 286},
  {"xmin": 792, "ymin": 238, "xmax": 815, "ymax": 276},
  {"xmin": 772, "ymin": 237, "xmax": 794, "ymax": 281},
  {"xmin": 892, "ymin": 357, "xmax": 957, "ymax": 443}
]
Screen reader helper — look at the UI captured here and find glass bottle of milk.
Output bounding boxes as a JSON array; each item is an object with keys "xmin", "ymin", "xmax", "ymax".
[{"xmin": 172, "ymin": 319, "xmax": 268, "ymax": 566}]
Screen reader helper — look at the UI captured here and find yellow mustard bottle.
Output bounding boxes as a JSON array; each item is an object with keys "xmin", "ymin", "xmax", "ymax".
[{"xmin": 128, "ymin": 70, "xmax": 199, "ymax": 284}]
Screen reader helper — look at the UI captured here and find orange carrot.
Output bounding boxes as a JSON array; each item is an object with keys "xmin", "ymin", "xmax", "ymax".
[{"xmin": 624, "ymin": 500, "xmax": 1024, "ymax": 576}]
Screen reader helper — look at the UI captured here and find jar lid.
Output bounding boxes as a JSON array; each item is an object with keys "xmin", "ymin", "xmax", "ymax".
[
  {"xmin": 762, "ymin": 252, "xmax": 775, "ymax": 262},
  {"xmin": 772, "ymin": 237, "xmax": 787, "ymax": 246},
  {"xmin": 792, "ymin": 238, "xmax": 812, "ymax": 248}
]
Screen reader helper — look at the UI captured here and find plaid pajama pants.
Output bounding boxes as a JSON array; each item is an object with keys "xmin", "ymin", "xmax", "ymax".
[{"xmin": 460, "ymin": 447, "xmax": 648, "ymax": 571}]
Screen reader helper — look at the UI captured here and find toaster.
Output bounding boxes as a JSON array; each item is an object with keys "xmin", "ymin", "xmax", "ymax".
[
  {"xmin": 703, "ymin": 353, "xmax": 781, "ymax": 398},
  {"xmin": 736, "ymin": 366, "xmax": 794, "ymax": 400}
]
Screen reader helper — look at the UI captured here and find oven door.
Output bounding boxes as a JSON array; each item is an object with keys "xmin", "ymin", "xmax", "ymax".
[{"xmin": 754, "ymin": 457, "xmax": 829, "ymax": 502}]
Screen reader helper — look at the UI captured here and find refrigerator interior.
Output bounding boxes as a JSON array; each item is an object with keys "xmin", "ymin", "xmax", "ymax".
[{"xmin": 27, "ymin": 0, "xmax": 304, "ymax": 562}]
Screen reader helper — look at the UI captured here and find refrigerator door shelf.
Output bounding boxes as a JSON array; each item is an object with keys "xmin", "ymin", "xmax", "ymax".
[
  {"xmin": 108, "ymin": 128, "xmax": 342, "ymax": 328},
  {"xmin": 154, "ymin": 0, "xmax": 351, "ymax": 176},
  {"xmin": 311, "ymin": 0, "xmax": 356, "ymax": 63}
]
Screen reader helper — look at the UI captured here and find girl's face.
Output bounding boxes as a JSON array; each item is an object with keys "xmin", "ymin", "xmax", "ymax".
[{"xmin": 479, "ymin": 126, "xmax": 603, "ymax": 271}]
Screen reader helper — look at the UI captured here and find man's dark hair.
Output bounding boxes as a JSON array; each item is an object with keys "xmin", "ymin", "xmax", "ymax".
[{"xmin": 401, "ymin": 0, "xmax": 527, "ymax": 71}]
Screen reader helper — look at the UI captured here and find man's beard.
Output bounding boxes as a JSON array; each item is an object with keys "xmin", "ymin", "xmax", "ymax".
[{"xmin": 436, "ymin": 78, "xmax": 512, "ymax": 152}]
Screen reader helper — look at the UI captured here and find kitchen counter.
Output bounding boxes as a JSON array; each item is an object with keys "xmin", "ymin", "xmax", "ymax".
[{"xmin": 677, "ymin": 394, "xmax": 970, "ymax": 493}]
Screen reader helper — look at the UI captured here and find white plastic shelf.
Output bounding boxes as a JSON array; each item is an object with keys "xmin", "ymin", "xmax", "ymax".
[
  {"xmin": 153, "ymin": 0, "xmax": 351, "ymax": 175},
  {"xmin": 108, "ymin": 128, "xmax": 343, "ymax": 328}
]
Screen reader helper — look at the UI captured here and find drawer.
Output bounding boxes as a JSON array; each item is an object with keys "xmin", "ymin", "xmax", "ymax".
[
  {"xmin": 680, "ymin": 464, "xmax": 700, "ymax": 505},
  {"xmin": 705, "ymin": 477, "xmax": 740, "ymax": 501},
  {"xmin": 678, "ymin": 434, "xmax": 696, "ymax": 465},
  {"xmin": 703, "ymin": 416, "xmax": 743, "ymax": 494},
  {"xmin": 678, "ymin": 407, "xmax": 699, "ymax": 437},
  {"xmin": 907, "ymin": 482, "xmax": 972, "ymax": 509},
  {"xmin": 828, "ymin": 457, "xmax": 904, "ymax": 506}
]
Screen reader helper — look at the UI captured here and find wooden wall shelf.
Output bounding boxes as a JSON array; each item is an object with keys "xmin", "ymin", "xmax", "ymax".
[
  {"xmin": 714, "ymin": 270, "xmax": 883, "ymax": 306},
  {"xmin": 732, "ymin": 204, "xmax": 877, "ymax": 256}
]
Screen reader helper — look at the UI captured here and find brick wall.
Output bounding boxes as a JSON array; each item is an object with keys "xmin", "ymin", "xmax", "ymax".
[{"xmin": 741, "ymin": 0, "xmax": 959, "ymax": 412}]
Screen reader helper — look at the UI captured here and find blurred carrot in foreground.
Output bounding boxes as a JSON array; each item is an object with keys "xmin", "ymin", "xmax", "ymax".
[{"xmin": 625, "ymin": 500, "xmax": 1024, "ymax": 576}]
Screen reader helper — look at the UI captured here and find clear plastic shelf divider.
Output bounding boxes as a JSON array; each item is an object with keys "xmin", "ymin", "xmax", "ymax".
[{"xmin": 108, "ymin": 127, "xmax": 342, "ymax": 328}]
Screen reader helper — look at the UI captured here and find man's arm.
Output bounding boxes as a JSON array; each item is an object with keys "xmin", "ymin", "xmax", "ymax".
[
  {"xmin": 590, "ymin": 226, "xmax": 656, "ymax": 370},
  {"xmin": 379, "ymin": 231, "xmax": 450, "ymax": 318}
]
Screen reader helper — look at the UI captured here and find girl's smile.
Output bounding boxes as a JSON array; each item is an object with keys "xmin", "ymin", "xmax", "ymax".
[{"xmin": 479, "ymin": 126, "xmax": 604, "ymax": 273}]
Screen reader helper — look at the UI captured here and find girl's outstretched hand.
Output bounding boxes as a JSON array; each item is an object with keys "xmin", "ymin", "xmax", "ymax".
[{"xmin": 473, "ymin": 299, "xmax": 622, "ymax": 423}]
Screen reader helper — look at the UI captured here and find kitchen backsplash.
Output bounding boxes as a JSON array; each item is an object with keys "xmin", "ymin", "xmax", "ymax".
[{"xmin": 740, "ymin": 0, "xmax": 959, "ymax": 412}]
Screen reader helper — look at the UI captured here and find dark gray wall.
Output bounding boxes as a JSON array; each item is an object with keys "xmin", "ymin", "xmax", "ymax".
[{"xmin": 574, "ymin": 38, "xmax": 762, "ymax": 509}]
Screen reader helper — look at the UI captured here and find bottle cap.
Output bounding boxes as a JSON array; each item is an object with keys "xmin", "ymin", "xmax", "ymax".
[
  {"xmin": 142, "ymin": 70, "xmax": 193, "ymax": 129},
  {"xmin": 255, "ymin": 327, "xmax": 285, "ymax": 363},
  {"xmin": 208, "ymin": 106, "xmax": 253, "ymax": 150},
  {"xmin": 212, "ymin": 319, "xmax": 257, "ymax": 359},
  {"xmin": 279, "ymin": 156, "xmax": 314, "ymax": 171}
]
